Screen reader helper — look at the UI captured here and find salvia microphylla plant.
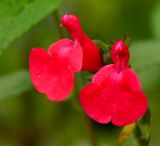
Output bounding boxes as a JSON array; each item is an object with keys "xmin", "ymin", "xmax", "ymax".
[{"xmin": 29, "ymin": 14, "xmax": 148, "ymax": 126}]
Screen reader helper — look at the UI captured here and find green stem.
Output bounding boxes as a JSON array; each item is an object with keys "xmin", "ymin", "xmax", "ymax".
[
  {"xmin": 83, "ymin": 115, "xmax": 98, "ymax": 146},
  {"xmin": 52, "ymin": 10, "xmax": 98, "ymax": 146},
  {"xmin": 52, "ymin": 9, "xmax": 64, "ymax": 38},
  {"xmin": 74, "ymin": 73, "xmax": 98, "ymax": 146}
]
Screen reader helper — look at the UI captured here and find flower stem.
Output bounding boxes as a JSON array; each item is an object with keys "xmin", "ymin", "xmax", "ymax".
[
  {"xmin": 52, "ymin": 11, "xmax": 98, "ymax": 146},
  {"xmin": 52, "ymin": 9, "xmax": 64, "ymax": 38},
  {"xmin": 83, "ymin": 114, "xmax": 98, "ymax": 146},
  {"xmin": 74, "ymin": 73, "xmax": 98, "ymax": 146}
]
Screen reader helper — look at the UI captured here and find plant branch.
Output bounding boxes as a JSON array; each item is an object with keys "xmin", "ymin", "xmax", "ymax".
[
  {"xmin": 52, "ymin": 9, "xmax": 64, "ymax": 38},
  {"xmin": 74, "ymin": 73, "xmax": 98, "ymax": 146}
]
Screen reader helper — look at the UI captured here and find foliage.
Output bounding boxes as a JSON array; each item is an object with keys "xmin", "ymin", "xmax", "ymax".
[
  {"xmin": 0, "ymin": 0, "xmax": 62, "ymax": 53},
  {"xmin": 0, "ymin": 70, "xmax": 31, "ymax": 99}
]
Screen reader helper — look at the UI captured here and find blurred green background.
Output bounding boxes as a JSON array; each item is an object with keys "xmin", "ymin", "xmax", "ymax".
[{"xmin": 0, "ymin": 0, "xmax": 160, "ymax": 146}]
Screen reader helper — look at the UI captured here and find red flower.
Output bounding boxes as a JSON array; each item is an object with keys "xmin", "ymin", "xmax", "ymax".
[
  {"xmin": 61, "ymin": 14, "xmax": 102, "ymax": 72},
  {"xmin": 79, "ymin": 40, "xmax": 148, "ymax": 126},
  {"xmin": 29, "ymin": 39, "xmax": 82, "ymax": 101}
]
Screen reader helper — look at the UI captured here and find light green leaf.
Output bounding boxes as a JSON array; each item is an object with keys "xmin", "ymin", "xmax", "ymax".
[
  {"xmin": 130, "ymin": 40, "xmax": 160, "ymax": 90},
  {"xmin": 0, "ymin": 70, "xmax": 32, "ymax": 99},
  {"xmin": 0, "ymin": 0, "xmax": 62, "ymax": 54},
  {"xmin": 151, "ymin": 1, "xmax": 160, "ymax": 38}
]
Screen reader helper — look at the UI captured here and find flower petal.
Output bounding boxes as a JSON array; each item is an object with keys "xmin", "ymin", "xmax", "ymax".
[
  {"xmin": 93, "ymin": 65, "xmax": 141, "ymax": 90},
  {"xmin": 79, "ymin": 82, "xmax": 147, "ymax": 125},
  {"xmin": 111, "ymin": 90, "xmax": 148, "ymax": 126},
  {"xmin": 61, "ymin": 14, "xmax": 102, "ymax": 71},
  {"xmin": 29, "ymin": 48, "xmax": 74, "ymax": 101},
  {"xmin": 79, "ymin": 83, "xmax": 112, "ymax": 124},
  {"xmin": 81, "ymin": 34, "xmax": 102, "ymax": 71},
  {"xmin": 92, "ymin": 64, "xmax": 114, "ymax": 84},
  {"xmin": 48, "ymin": 39, "xmax": 82, "ymax": 72},
  {"xmin": 79, "ymin": 65, "xmax": 147, "ymax": 126}
]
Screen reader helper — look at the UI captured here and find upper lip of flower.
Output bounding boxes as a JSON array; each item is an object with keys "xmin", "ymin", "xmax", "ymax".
[
  {"xmin": 111, "ymin": 40, "xmax": 130, "ymax": 71},
  {"xmin": 61, "ymin": 14, "xmax": 79, "ymax": 27}
]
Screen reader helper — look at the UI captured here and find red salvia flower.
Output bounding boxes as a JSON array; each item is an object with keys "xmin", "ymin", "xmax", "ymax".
[
  {"xmin": 29, "ymin": 39, "xmax": 82, "ymax": 102},
  {"xmin": 61, "ymin": 14, "xmax": 102, "ymax": 72},
  {"xmin": 79, "ymin": 40, "xmax": 148, "ymax": 126}
]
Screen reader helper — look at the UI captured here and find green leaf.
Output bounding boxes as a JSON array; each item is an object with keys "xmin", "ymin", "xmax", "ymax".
[
  {"xmin": 93, "ymin": 39, "xmax": 113, "ymax": 65},
  {"xmin": 93, "ymin": 39, "xmax": 110, "ymax": 53},
  {"xmin": 151, "ymin": 1, "xmax": 160, "ymax": 38},
  {"xmin": 131, "ymin": 40, "xmax": 160, "ymax": 70},
  {"xmin": 131, "ymin": 41, "xmax": 160, "ymax": 146},
  {"xmin": 0, "ymin": 70, "xmax": 32, "ymax": 99},
  {"xmin": 115, "ymin": 123, "xmax": 136, "ymax": 146},
  {"xmin": 134, "ymin": 109, "xmax": 151, "ymax": 146},
  {"xmin": 122, "ymin": 34, "xmax": 132, "ymax": 47},
  {"xmin": 130, "ymin": 40, "xmax": 160, "ymax": 90},
  {"xmin": 0, "ymin": 0, "xmax": 62, "ymax": 54}
]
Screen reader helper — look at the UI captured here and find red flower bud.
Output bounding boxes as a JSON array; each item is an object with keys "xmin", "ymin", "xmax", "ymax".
[
  {"xmin": 111, "ymin": 40, "xmax": 129, "ymax": 66},
  {"xmin": 61, "ymin": 14, "xmax": 102, "ymax": 72},
  {"xmin": 79, "ymin": 40, "xmax": 148, "ymax": 126},
  {"xmin": 29, "ymin": 39, "xmax": 82, "ymax": 101}
]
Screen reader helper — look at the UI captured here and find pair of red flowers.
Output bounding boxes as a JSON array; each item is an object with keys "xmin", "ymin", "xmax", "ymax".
[{"xmin": 29, "ymin": 14, "xmax": 148, "ymax": 126}]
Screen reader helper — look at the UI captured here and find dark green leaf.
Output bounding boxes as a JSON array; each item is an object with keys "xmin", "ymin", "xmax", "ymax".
[
  {"xmin": 93, "ymin": 39, "xmax": 110, "ymax": 53},
  {"xmin": 93, "ymin": 39, "xmax": 113, "ymax": 65},
  {"xmin": 134, "ymin": 109, "xmax": 151, "ymax": 146}
]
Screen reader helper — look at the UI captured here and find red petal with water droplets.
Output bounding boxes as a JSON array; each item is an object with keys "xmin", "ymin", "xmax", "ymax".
[{"xmin": 29, "ymin": 48, "xmax": 74, "ymax": 102}]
